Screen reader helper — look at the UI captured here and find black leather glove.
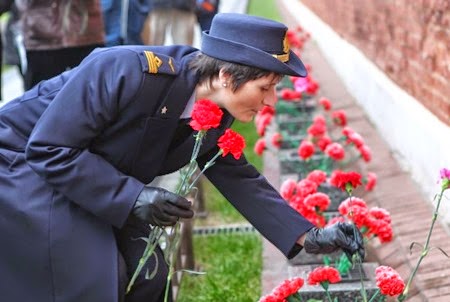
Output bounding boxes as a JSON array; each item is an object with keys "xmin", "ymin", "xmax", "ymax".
[
  {"xmin": 304, "ymin": 222, "xmax": 365, "ymax": 261},
  {"xmin": 132, "ymin": 187, "xmax": 194, "ymax": 227}
]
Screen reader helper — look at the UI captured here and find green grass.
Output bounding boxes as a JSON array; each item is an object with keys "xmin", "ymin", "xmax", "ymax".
[
  {"xmin": 247, "ymin": 0, "xmax": 282, "ymax": 21},
  {"xmin": 177, "ymin": 0, "xmax": 283, "ymax": 300},
  {"xmin": 177, "ymin": 233, "xmax": 262, "ymax": 302}
]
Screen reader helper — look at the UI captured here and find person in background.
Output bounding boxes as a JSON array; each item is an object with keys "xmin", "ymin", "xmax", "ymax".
[
  {"xmin": 15, "ymin": 0, "xmax": 105, "ymax": 90},
  {"xmin": 101, "ymin": 0, "xmax": 122, "ymax": 46},
  {"xmin": 2, "ymin": 2, "xmax": 26, "ymax": 87},
  {"xmin": 0, "ymin": 0, "xmax": 14, "ymax": 101},
  {"xmin": 101, "ymin": 0, "xmax": 151, "ymax": 46},
  {"xmin": 195, "ymin": 0, "xmax": 220, "ymax": 32},
  {"xmin": 0, "ymin": 13, "xmax": 364, "ymax": 302},
  {"xmin": 147, "ymin": 0, "xmax": 197, "ymax": 45}
]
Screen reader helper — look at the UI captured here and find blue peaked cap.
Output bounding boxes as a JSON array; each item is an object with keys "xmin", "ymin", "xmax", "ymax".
[{"xmin": 201, "ymin": 13, "xmax": 307, "ymax": 77}]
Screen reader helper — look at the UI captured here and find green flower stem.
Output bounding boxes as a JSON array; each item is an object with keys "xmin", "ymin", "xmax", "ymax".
[
  {"xmin": 179, "ymin": 131, "xmax": 206, "ymax": 193},
  {"xmin": 287, "ymin": 293, "xmax": 303, "ymax": 302},
  {"xmin": 126, "ymin": 227, "xmax": 164, "ymax": 293},
  {"xmin": 325, "ymin": 289, "xmax": 333, "ymax": 302},
  {"xmin": 354, "ymin": 251, "xmax": 367, "ymax": 302},
  {"xmin": 345, "ymin": 190, "xmax": 368, "ymax": 302},
  {"xmin": 399, "ymin": 187, "xmax": 446, "ymax": 301},
  {"xmin": 160, "ymin": 133, "xmax": 211, "ymax": 302},
  {"xmin": 187, "ymin": 150, "xmax": 222, "ymax": 190},
  {"xmin": 128, "ymin": 131, "xmax": 206, "ymax": 298},
  {"xmin": 367, "ymin": 289, "xmax": 380, "ymax": 302},
  {"xmin": 163, "ymin": 221, "xmax": 182, "ymax": 302}
]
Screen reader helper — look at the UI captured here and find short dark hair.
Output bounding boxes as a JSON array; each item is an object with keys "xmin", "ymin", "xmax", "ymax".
[{"xmin": 189, "ymin": 53, "xmax": 282, "ymax": 91}]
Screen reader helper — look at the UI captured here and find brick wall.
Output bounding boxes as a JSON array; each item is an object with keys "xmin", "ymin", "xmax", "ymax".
[{"xmin": 298, "ymin": 0, "xmax": 450, "ymax": 125}]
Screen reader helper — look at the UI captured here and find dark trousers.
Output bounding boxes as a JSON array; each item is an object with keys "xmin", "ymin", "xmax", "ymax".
[
  {"xmin": 24, "ymin": 44, "xmax": 103, "ymax": 90},
  {"xmin": 115, "ymin": 216, "xmax": 172, "ymax": 302}
]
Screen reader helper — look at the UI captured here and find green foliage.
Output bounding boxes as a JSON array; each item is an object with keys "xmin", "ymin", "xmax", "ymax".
[
  {"xmin": 177, "ymin": 233, "xmax": 262, "ymax": 302},
  {"xmin": 247, "ymin": 0, "xmax": 282, "ymax": 21},
  {"xmin": 232, "ymin": 121, "xmax": 262, "ymax": 171},
  {"xmin": 195, "ymin": 179, "xmax": 246, "ymax": 226}
]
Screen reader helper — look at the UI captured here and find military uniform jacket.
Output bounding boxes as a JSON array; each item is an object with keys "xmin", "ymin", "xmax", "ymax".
[{"xmin": 0, "ymin": 45, "xmax": 314, "ymax": 302}]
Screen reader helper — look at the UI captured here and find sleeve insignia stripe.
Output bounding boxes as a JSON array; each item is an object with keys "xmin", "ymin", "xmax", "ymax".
[
  {"xmin": 168, "ymin": 57, "xmax": 175, "ymax": 73},
  {"xmin": 144, "ymin": 51, "xmax": 163, "ymax": 74}
]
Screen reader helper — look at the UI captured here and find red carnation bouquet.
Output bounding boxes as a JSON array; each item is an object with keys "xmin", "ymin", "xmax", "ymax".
[{"xmin": 127, "ymin": 99, "xmax": 245, "ymax": 301}]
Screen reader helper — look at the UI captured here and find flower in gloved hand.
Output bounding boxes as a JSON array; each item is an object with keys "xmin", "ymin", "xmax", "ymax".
[{"xmin": 303, "ymin": 221, "xmax": 365, "ymax": 261}]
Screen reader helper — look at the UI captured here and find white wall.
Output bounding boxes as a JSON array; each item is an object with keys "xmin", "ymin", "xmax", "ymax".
[{"xmin": 281, "ymin": 0, "xmax": 450, "ymax": 222}]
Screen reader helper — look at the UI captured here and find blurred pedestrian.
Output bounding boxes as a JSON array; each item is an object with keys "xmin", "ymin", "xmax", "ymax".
[
  {"xmin": 0, "ymin": 0, "xmax": 14, "ymax": 100},
  {"xmin": 147, "ymin": 0, "xmax": 197, "ymax": 45},
  {"xmin": 15, "ymin": 0, "xmax": 105, "ymax": 89},
  {"xmin": 195, "ymin": 0, "xmax": 220, "ymax": 31},
  {"xmin": 101, "ymin": 0, "xmax": 151, "ymax": 46}
]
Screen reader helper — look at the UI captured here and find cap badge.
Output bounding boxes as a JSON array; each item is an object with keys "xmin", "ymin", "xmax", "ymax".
[{"xmin": 271, "ymin": 32, "xmax": 290, "ymax": 63}]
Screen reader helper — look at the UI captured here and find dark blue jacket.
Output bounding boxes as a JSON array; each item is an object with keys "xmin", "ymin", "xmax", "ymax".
[{"xmin": 0, "ymin": 45, "xmax": 313, "ymax": 301}]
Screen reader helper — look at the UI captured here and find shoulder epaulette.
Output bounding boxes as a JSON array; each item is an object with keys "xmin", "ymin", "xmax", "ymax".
[{"xmin": 140, "ymin": 50, "xmax": 179, "ymax": 75}]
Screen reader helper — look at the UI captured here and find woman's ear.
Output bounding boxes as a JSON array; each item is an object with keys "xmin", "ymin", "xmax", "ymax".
[{"xmin": 218, "ymin": 69, "xmax": 232, "ymax": 87}]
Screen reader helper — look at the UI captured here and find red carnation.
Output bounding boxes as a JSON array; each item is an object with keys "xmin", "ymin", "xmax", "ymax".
[
  {"xmin": 280, "ymin": 88, "xmax": 302, "ymax": 100},
  {"xmin": 304, "ymin": 192, "xmax": 331, "ymax": 212},
  {"xmin": 259, "ymin": 277, "xmax": 304, "ymax": 302},
  {"xmin": 347, "ymin": 131, "xmax": 365, "ymax": 148},
  {"xmin": 217, "ymin": 129, "xmax": 246, "ymax": 160},
  {"xmin": 329, "ymin": 170, "xmax": 362, "ymax": 192},
  {"xmin": 298, "ymin": 140, "xmax": 315, "ymax": 160},
  {"xmin": 260, "ymin": 105, "xmax": 275, "ymax": 116},
  {"xmin": 280, "ymin": 179, "xmax": 297, "ymax": 201},
  {"xmin": 296, "ymin": 179, "xmax": 318, "ymax": 198},
  {"xmin": 256, "ymin": 113, "xmax": 272, "ymax": 136},
  {"xmin": 254, "ymin": 138, "xmax": 266, "ymax": 156},
  {"xmin": 271, "ymin": 132, "xmax": 283, "ymax": 148},
  {"xmin": 331, "ymin": 110, "xmax": 347, "ymax": 126},
  {"xmin": 316, "ymin": 135, "xmax": 332, "ymax": 151},
  {"xmin": 306, "ymin": 170, "xmax": 327, "ymax": 185},
  {"xmin": 324, "ymin": 142, "xmax": 345, "ymax": 161},
  {"xmin": 375, "ymin": 266, "xmax": 405, "ymax": 296},
  {"xmin": 307, "ymin": 121, "xmax": 327, "ymax": 138},
  {"xmin": 307, "ymin": 266, "xmax": 341, "ymax": 286},
  {"xmin": 189, "ymin": 99, "xmax": 223, "ymax": 131},
  {"xmin": 319, "ymin": 97, "xmax": 332, "ymax": 111},
  {"xmin": 358, "ymin": 144, "xmax": 372, "ymax": 162},
  {"xmin": 365, "ymin": 172, "xmax": 377, "ymax": 191}
]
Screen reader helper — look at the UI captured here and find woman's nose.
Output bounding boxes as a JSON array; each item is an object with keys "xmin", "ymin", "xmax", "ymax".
[{"xmin": 263, "ymin": 87, "xmax": 278, "ymax": 107}]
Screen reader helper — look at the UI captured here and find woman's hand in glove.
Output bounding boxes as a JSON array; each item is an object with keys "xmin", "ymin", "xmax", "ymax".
[
  {"xmin": 303, "ymin": 222, "xmax": 365, "ymax": 261},
  {"xmin": 132, "ymin": 187, "xmax": 194, "ymax": 227}
]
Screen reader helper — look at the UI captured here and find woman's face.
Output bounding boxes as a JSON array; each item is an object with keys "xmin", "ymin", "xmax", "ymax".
[{"xmin": 219, "ymin": 73, "xmax": 280, "ymax": 123}]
